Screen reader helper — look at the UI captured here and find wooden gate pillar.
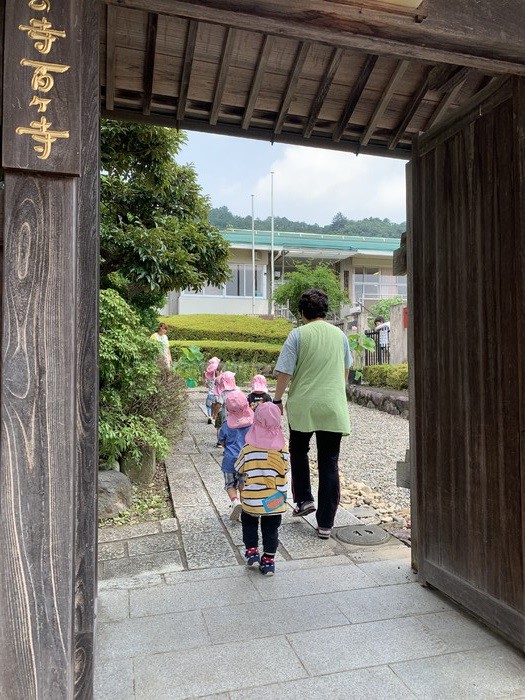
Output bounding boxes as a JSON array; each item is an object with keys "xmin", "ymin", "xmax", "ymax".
[{"xmin": 0, "ymin": 1, "xmax": 99, "ymax": 697}]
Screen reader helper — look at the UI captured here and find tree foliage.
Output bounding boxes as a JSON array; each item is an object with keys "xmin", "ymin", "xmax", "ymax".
[
  {"xmin": 370, "ymin": 297, "xmax": 404, "ymax": 322},
  {"xmin": 209, "ymin": 205, "xmax": 405, "ymax": 239},
  {"xmin": 273, "ymin": 263, "xmax": 345, "ymax": 319}
]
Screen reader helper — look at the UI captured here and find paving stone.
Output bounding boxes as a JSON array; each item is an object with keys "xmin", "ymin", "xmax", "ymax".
[
  {"xmin": 416, "ymin": 610, "xmax": 500, "ymax": 651},
  {"xmin": 330, "ymin": 582, "xmax": 453, "ymax": 623},
  {"xmin": 177, "ymin": 506, "xmax": 222, "ymax": 533},
  {"xmin": 391, "ymin": 645, "xmax": 525, "ymax": 699},
  {"xmin": 97, "ymin": 609, "xmax": 209, "ymax": 660},
  {"xmin": 130, "ymin": 575, "xmax": 260, "ymax": 617},
  {"xmin": 98, "ymin": 522, "xmax": 160, "ymax": 543},
  {"xmin": 160, "ymin": 517, "xmax": 179, "ymax": 533},
  {"xmin": 287, "ymin": 614, "xmax": 496, "ymax": 676},
  {"xmin": 182, "ymin": 530, "xmax": 239, "ymax": 569},
  {"xmin": 345, "ymin": 541, "xmax": 412, "ymax": 563},
  {"xmin": 229, "ymin": 666, "xmax": 417, "ymax": 700},
  {"xmin": 164, "ymin": 566, "xmax": 246, "ymax": 586},
  {"xmin": 346, "ymin": 506, "xmax": 378, "ymax": 518},
  {"xmin": 251, "ymin": 562, "xmax": 378, "ymax": 600},
  {"xmin": 98, "ymin": 573, "xmax": 164, "ymax": 590},
  {"xmin": 355, "ymin": 558, "xmax": 417, "ymax": 585},
  {"xmin": 278, "ymin": 522, "xmax": 341, "ymax": 559},
  {"xmin": 94, "ymin": 658, "xmax": 134, "ymax": 700},
  {"xmin": 303, "ymin": 505, "xmax": 360, "ymax": 528},
  {"xmin": 133, "ymin": 636, "xmax": 307, "ymax": 699},
  {"xmin": 98, "ymin": 540, "xmax": 127, "ymax": 561},
  {"xmin": 127, "ymin": 532, "xmax": 180, "ymax": 557},
  {"xmin": 101, "ymin": 550, "xmax": 184, "ymax": 579},
  {"xmin": 222, "ymin": 516, "xmax": 244, "ymax": 545},
  {"xmin": 97, "ymin": 589, "xmax": 129, "ymax": 623},
  {"xmin": 203, "ymin": 593, "xmax": 348, "ymax": 644}
]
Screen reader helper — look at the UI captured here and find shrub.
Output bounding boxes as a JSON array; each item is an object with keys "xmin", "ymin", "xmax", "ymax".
[
  {"xmin": 363, "ymin": 363, "xmax": 408, "ymax": 390},
  {"xmin": 273, "ymin": 263, "xmax": 345, "ymax": 318},
  {"xmin": 220, "ymin": 360, "xmax": 276, "ymax": 386},
  {"xmin": 161, "ymin": 314, "xmax": 291, "ymax": 344},
  {"xmin": 170, "ymin": 339, "xmax": 281, "ymax": 364},
  {"xmin": 135, "ymin": 363, "xmax": 188, "ymax": 444}
]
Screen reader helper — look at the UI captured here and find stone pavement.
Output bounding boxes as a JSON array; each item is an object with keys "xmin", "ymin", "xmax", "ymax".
[{"xmin": 96, "ymin": 390, "xmax": 525, "ymax": 699}]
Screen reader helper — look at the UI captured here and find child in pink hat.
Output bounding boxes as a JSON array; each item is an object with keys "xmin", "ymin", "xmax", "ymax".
[
  {"xmin": 218, "ymin": 390, "xmax": 254, "ymax": 521},
  {"xmin": 246, "ymin": 374, "xmax": 272, "ymax": 411},
  {"xmin": 234, "ymin": 402, "xmax": 289, "ymax": 576},
  {"xmin": 202, "ymin": 358, "xmax": 221, "ymax": 425}
]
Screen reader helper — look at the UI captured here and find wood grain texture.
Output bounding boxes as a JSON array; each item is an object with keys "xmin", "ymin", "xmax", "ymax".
[
  {"xmin": 73, "ymin": 0, "xmax": 100, "ymax": 695},
  {"xmin": 0, "ymin": 173, "xmax": 77, "ymax": 698},
  {"xmin": 106, "ymin": 5, "xmax": 117, "ymax": 110},
  {"xmin": 411, "ymin": 82, "xmax": 525, "ymax": 650},
  {"xmin": 304, "ymin": 47, "xmax": 343, "ymax": 138},
  {"xmin": 274, "ymin": 41, "xmax": 310, "ymax": 136},
  {"xmin": 143, "ymin": 13, "xmax": 159, "ymax": 115},
  {"xmin": 361, "ymin": 59, "xmax": 409, "ymax": 146},
  {"xmin": 177, "ymin": 19, "xmax": 197, "ymax": 121},
  {"xmin": 332, "ymin": 53, "xmax": 377, "ymax": 142},
  {"xmin": 210, "ymin": 27, "xmax": 236, "ymax": 125},
  {"xmin": 242, "ymin": 34, "xmax": 274, "ymax": 130}
]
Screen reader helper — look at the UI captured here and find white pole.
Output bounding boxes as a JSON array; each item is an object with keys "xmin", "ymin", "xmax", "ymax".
[
  {"xmin": 270, "ymin": 171, "xmax": 275, "ymax": 316},
  {"xmin": 251, "ymin": 194, "xmax": 255, "ymax": 316}
]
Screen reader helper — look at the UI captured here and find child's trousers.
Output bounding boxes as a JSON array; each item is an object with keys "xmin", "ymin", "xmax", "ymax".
[{"xmin": 241, "ymin": 511, "xmax": 281, "ymax": 554}]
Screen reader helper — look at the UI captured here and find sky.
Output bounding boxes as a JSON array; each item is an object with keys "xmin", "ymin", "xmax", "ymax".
[{"xmin": 178, "ymin": 132, "xmax": 408, "ymax": 226}]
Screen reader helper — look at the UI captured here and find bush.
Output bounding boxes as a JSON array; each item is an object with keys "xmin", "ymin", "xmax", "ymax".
[
  {"xmin": 220, "ymin": 360, "xmax": 276, "ymax": 385},
  {"xmin": 134, "ymin": 363, "xmax": 188, "ymax": 444},
  {"xmin": 161, "ymin": 314, "xmax": 291, "ymax": 344},
  {"xmin": 363, "ymin": 364, "xmax": 408, "ymax": 390},
  {"xmin": 170, "ymin": 339, "xmax": 281, "ymax": 363}
]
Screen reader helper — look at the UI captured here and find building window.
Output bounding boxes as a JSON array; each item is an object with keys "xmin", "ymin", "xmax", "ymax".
[
  {"xmin": 354, "ymin": 266, "xmax": 407, "ymax": 301},
  {"xmin": 183, "ymin": 263, "xmax": 266, "ymax": 298}
]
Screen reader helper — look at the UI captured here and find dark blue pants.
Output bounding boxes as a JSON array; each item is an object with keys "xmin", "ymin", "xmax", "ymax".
[{"xmin": 241, "ymin": 511, "xmax": 281, "ymax": 554}]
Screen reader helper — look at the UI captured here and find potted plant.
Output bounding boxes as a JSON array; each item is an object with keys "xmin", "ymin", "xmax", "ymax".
[
  {"xmin": 347, "ymin": 332, "xmax": 376, "ymax": 384},
  {"xmin": 174, "ymin": 344, "xmax": 204, "ymax": 387}
]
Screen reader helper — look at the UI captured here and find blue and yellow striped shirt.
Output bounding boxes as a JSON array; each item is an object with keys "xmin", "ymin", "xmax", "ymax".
[{"xmin": 234, "ymin": 445, "xmax": 289, "ymax": 516}]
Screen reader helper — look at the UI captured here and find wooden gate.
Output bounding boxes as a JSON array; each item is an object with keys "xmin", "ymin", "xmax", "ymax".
[{"xmin": 409, "ymin": 78, "xmax": 525, "ymax": 649}]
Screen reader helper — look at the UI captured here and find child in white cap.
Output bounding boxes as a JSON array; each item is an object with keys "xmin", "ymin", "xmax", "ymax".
[
  {"xmin": 234, "ymin": 402, "xmax": 289, "ymax": 576},
  {"xmin": 218, "ymin": 390, "xmax": 254, "ymax": 521},
  {"xmin": 246, "ymin": 374, "xmax": 272, "ymax": 411}
]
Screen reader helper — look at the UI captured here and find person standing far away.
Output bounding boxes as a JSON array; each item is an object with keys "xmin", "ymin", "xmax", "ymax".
[
  {"xmin": 373, "ymin": 316, "xmax": 390, "ymax": 364},
  {"xmin": 150, "ymin": 322, "xmax": 173, "ymax": 368},
  {"xmin": 273, "ymin": 288, "xmax": 352, "ymax": 539}
]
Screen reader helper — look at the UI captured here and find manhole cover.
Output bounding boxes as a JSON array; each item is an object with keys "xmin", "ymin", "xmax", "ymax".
[{"xmin": 335, "ymin": 524, "xmax": 390, "ymax": 546}]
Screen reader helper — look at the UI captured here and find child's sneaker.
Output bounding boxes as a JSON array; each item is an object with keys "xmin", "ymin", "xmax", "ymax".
[
  {"xmin": 229, "ymin": 498, "xmax": 242, "ymax": 521},
  {"xmin": 244, "ymin": 547, "xmax": 260, "ymax": 567},
  {"xmin": 259, "ymin": 554, "xmax": 275, "ymax": 576}
]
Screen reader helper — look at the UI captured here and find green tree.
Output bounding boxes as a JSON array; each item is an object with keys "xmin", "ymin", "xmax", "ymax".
[
  {"xmin": 100, "ymin": 120, "xmax": 231, "ymax": 327},
  {"xmin": 273, "ymin": 263, "xmax": 345, "ymax": 319},
  {"xmin": 370, "ymin": 296, "xmax": 404, "ymax": 323}
]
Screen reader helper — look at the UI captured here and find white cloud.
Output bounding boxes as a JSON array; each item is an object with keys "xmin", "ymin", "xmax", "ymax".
[{"xmin": 252, "ymin": 146, "xmax": 407, "ymax": 225}]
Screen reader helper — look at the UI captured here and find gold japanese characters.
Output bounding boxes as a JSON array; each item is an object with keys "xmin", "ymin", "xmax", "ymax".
[{"xmin": 16, "ymin": 1, "xmax": 70, "ymax": 160}]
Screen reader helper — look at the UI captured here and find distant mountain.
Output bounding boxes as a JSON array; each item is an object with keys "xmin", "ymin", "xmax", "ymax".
[{"xmin": 209, "ymin": 206, "xmax": 406, "ymax": 239}]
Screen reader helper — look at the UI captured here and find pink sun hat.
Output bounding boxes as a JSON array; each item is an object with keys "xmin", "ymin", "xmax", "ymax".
[
  {"xmin": 245, "ymin": 402, "xmax": 285, "ymax": 451},
  {"xmin": 209, "ymin": 356, "xmax": 220, "ymax": 364},
  {"xmin": 220, "ymin": 371, "xmax": 237, "ymax": 391},
  {"xmin": 205, "ymin": 360, "xmax": 219, "ymax": 379},
  {"xmin": 226, "ymin": 390, "xmax": 254, "ymax": 429},
  {"xmin": 251, "ymin": 374, "xmax": 268, "ymax": 392}
]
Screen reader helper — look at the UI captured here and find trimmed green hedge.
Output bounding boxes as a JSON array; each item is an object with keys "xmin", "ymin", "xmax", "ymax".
[
  {"xmin": 170, "ymin": 339, "xmax": 281, "ymax": 364},
  {"xmin": 363, "ymin": 364, "xmax": 408, "ymax": 390},
  {"xmin": 161, "ymin": 314, "xmax": 291, "ymax": 344}
]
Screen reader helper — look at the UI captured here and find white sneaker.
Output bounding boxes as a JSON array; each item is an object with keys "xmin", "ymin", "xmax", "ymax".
[{"xmin": 229, "ymin": 499, "xmax": 242, "ymax": 522}]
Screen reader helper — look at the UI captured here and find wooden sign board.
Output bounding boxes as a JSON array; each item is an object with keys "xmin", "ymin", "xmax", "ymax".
[{"xmin": 2, "ymin": 0, "xmax": 80, "ymax": 175}]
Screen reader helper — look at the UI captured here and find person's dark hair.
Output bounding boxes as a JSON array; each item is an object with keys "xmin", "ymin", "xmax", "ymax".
[
  {"xmin": 374, "ymin": 316, "xmax": 385, "ymax": 324},
  {"xmin": 298, "ymin": 288, "xmax": 329, "ymax": 320},
  {"xmin": 156, "ymin": 322, "xmax": 168, "ymax": 332}
]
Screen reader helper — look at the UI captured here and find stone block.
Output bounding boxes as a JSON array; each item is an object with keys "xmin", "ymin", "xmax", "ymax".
[
  {"xmin": 101, "ymin": 550, "xmax": 184, "ymax": 580},
  {"xmin": 94, "ymin": 658, "xmax": 134, "ymax": 700},
  {"xmin": 160, "ymin": 517, "xmax": 179, "ymax": 533},
  {"xmin": 97, "ymin": 589, "xmax": 130, "ymax": 623},
  {"xmin": 98, "ymin": 540, "xmax": 127, "ymax": 561},
  {"xmin": 127, "ymin": 532, "xmax": 180, "ymax": 557},
  {"xmin": 182, "ymin": 530, "xmax": 238, "ymax": 569},
  {"xmin": 177, "ymin": 507, "xmax": 221, "ymax": 533},
  {"xmin": 98, "ymin": 471, "xmax": 132, "ymax": 519},
  {"xmin": 355, "ymin": 559, "xmax": 417, "ymax": 586},
  {"xmin": 133, "ymin": 636, "xmax": 307, "ymax": 699},
  {"xmin": 98, "ymin": 521, "xmax": 160, "ymax": 542},
  {"xmin": 278, "ymin": 522, "xmax": 340, "ymax": 559}
]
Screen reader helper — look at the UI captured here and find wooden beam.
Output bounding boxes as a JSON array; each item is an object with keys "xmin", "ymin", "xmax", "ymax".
[
  {"xmin": 106, "ymin": 4, "xmax": 117, "ymax": 110},
  {"xmin": 333, "ymin": 54, "xmax": 378, "ymax": 142},
  {"xmin": 304, "ymin": 47, "xmax": 343, "ymax": 138},
  {"xmin": 210, "ymin": 27, "xmax": 236, "ymax": 126},
  {"xmin": 389, "ymin": 67, "xmax": 432, "ymax": 150},
  {"xmin": 274, "ymin": 41, "xmax": 310, "ymax": 136},
  {"xmin": 425, "ymin": 80, "xmax": 466, "ymax": 131},
  {"xmin": 103, "ymin": 0, "xmax": 525, "ymax": 76},
  {"xmin": 361, "ymin": 59, "xmax": 409, "ymax": 146},
  {"xmin": 143, "ymin": 13, "xmax": 159, "ymax": 116},
  {"xmin": 177, "ymin": 19, "xmax": 198, "ymax": 122},
  {"xmin": 103, "ymin": 106, "xmax": 412, "ymax": 159},
  {"xmin": 242, "ymin": 34, "xmax": 274, "ymax": 130}
]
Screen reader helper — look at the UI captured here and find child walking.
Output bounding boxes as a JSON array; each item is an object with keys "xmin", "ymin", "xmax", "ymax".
[
  {"xmin": 246, "ymin": 374, "xmax": 272, "ymax": 411},
  {"xmin": 218, "ymin": 390, "xmax": 254, "ymax": 521},
  {"xmin": 214, "ymin": 370, "xmax": 237, "ymax": 444},
  {"xmin": 202, "ymin": 357, "xmax": 220, "ymax": 425},
  {"xmin": 235, "ymin": 402, "xmax": 289, "ymax": 576}
]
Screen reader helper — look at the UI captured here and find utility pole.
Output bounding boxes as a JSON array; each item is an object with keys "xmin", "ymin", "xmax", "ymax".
[
  {"xmin": 270, "ymin": 171, "xmax": 275, "ymax": 316},
  {"xmin": 251, "ymin": 194, "xmax": 255, "ymax": 315}
]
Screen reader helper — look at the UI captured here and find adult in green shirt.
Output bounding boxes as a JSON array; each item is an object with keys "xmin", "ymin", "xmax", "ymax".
[{"xmin": 273, "ymin": 289, "xmax": 352, "ymax": 539}]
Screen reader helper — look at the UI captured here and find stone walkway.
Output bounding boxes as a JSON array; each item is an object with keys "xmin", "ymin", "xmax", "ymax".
[{"xmin": 96, "ymin": 391, "xmax": 525, "ymax": 699}]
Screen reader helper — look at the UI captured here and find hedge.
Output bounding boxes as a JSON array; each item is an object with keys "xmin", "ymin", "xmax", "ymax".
[
  {"xmin": 169, "ymin": 339, "xmax": 281, "ymax": 364},
  {"xmin": 362, "ymin": 364, "xmax": 408, "ymax": 390},
  {"xmin": 161, "ymin": 314, "xmax": 291, "ymax": 344}
]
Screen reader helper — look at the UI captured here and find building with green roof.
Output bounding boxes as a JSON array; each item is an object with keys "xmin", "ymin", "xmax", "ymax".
[{"xmin": 162, "ymin": 228, "xmax": 406, "ymax": 316}]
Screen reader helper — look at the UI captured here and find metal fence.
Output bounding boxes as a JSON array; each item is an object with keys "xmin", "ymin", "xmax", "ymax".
[{"xmin": 364, "ymin": 328, "xmax": 391, "ymax": 365}]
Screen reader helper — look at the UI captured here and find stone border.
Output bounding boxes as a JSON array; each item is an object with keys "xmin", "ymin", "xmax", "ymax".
[{"xmin": 346, "ymin": 384, "xmax": 409, "ymax": 419}]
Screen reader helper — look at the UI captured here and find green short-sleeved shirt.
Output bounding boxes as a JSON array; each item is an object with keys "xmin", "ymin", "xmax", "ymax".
[{"xmin": 276, "ymin": 321, "xmax": 351, "ymax": 435}]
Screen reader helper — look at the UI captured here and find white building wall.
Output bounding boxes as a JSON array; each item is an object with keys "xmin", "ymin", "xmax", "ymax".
[{"xmin": 178, "ymin": 296, "xmax": 268, "ymax": 315}]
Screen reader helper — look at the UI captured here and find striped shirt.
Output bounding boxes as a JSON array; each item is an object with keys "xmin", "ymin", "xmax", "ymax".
[{"xmin": 235, "ymin": 445, "xmax": 289, "ymax": 516}]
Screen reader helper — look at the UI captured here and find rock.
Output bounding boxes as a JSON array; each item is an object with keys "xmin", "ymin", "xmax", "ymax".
[
  {"xmin": 121, "ymin": 446, "xmax": 156, "ymax": 484},
  {"xmin": 393, "ymin": 516, "xmax": 408, "ymax": 527},
  {"xmin": 359, "ymin": 485, "xmax": 373, "ymax": 496},
  {"xmin": 381, "ymin": 516, "xmax": 394, "ymax": 523},
  {"xmin": 363, "ymin": 498, "xmax": 372, "ymax": 505},
  {"xmin": 98, "ymin": 471, "xmax": 132, "ymax": 519}
]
